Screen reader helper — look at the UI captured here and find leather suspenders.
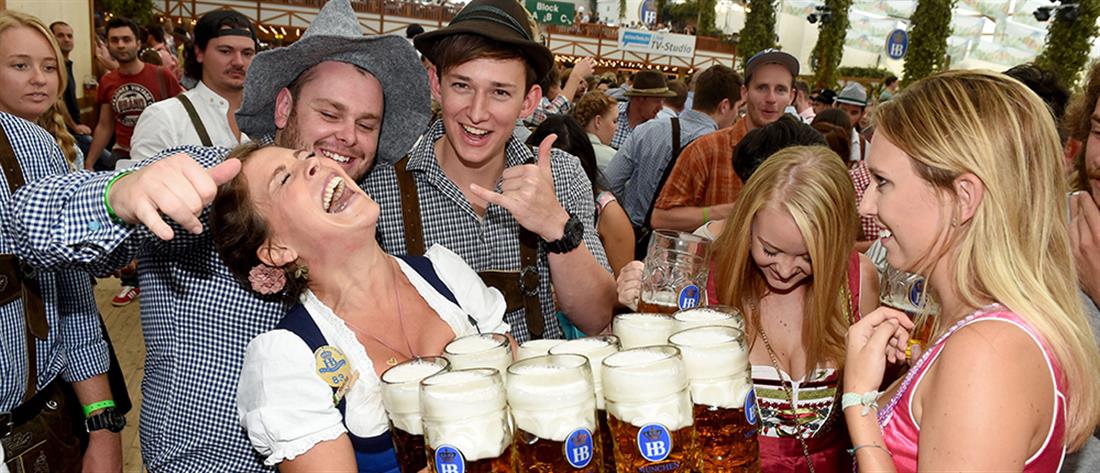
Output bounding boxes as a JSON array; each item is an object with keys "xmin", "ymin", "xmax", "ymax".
[
  {"xmin": 175, "ymin": 95, "xmax": 213, "ymax": 148},
  {"xmin": 394, "ymin": 156, "xmax": 545, "ymax": 339},
  {"xmin": 0, "ymin": 125, "xmax": 48, "ymax": 403}
]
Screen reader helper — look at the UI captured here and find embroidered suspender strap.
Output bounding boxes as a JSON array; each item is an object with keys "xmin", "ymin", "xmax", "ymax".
[
  {"xmin": 394, "ymin": 156, "xmax": 544, "ymax": 338},
  {"xmin": 395, "ymin": 255, "xmax": 480, "ymax": 330},
  {"xmin": 0, "ymin": 125, "xmax": 48, "ymax": 404},
  {"xmin": 175, "ymin": 95, "xmax": 213, "ymax": 147},
  {"xmin": 394, "ymin": 157, "xmax": 426, "ymax": 257},
  {"xmin": 276, "ymin": 305, "xmax": 396, "ymax": 456}
]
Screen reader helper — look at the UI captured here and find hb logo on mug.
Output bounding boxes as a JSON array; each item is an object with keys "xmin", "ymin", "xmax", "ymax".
[{"xmin": 637, "ymin": 423, "xmax": 673, "ymax": 462}]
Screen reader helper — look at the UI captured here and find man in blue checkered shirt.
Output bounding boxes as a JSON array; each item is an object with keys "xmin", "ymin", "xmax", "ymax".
[
  {"xmin": 0, "ymin": 113, "xmax": 121, "ymax": 471},
  {"xmin": 363, "ymin": 0, "xmax": 616, "ymax": 342},
  {"xmin": 4, "ymin": 1, "xmax": 431, "ymax": 471}
]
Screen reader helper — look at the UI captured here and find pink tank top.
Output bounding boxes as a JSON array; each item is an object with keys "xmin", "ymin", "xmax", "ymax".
[{"xmin": 878, "ymin": 306, "xmax": 1067, "ymax": 472}]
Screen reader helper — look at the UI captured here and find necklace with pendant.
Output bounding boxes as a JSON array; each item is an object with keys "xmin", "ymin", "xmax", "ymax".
[{"xmin": 344, "ymin": 257, "xmax": 417, "ymax": 367}]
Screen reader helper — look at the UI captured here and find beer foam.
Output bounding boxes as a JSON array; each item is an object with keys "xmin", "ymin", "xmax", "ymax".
[
  {"xmin": 674, "ymin": 308, "xmax": 744, "ymax": 331},
  {"xmin": 601, "ymin": 348, "xmax": 692, "ymax": 430},
  {"xmin": 550, "ymin": 338, "xmax": 619, "ymax": 410},
  {"xmin": 446, "ymin": 334, "xmax": 502, "ymax": 354},
  {"xmin": 506, "ymin": 365, "xmax": 597, "ymax": 441},
  {"xmin": 669, "ymin": 327, "xmax": 752, "ymax": 409},
  {"xmin": 613, "ymin": 313, "xmax": 675, "ymax": 349},
  {"xmin": 380, "ymin": 360, "xmax": 447, "ymax": 435},
  {"xmin": 516, "ymin": 339, "xmax": 563, "ymax": 361},
  {"xmin": 420, "ymin": 370, "xmax": 511, "ymax": 461}
]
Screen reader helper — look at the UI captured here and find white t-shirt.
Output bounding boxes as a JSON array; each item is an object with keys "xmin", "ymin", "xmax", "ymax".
[{"xmin": 237, "ymin": 245, "xmax": 508, "ymax": 465}]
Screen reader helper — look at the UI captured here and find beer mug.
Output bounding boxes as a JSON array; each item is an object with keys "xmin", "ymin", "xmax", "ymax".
[
  {"xmin": 673, "ymin": 305, "xmax": 745, "ymax": 332},
  {"xmin": 442, "ymin": 333, "xmax": 513, "ymax": 378},
  {"xmin": 613, "ymin": 313, "xmax": 675, "ymax": 350},
  {"xmin": 420, "ymin": 368, "xmax": 513, "ymax": 472},
  {"xmin": 669, "ymin": 326, "xmax": 760, "ymax": 472},
  {"xmin": 380, "ymin": 357, "xmax": 450, "ymax": 473},
  {"xmin": 879, "ymin": 265, "xmax": 939, "ymax": 359},
  {"xmin": 601, "ymin": 346, "xmax": 697, "ymax": 472},
  {"xmin": 515, "ymin": 339, "xmax": 564, "ymax": 361},
  {"xmin": 639, "ymin": 230, "xmax": 711, "ymax": 314},
  {"xmin": 550, "ymin": 336, "xmax": 621, "ymax": 473},
  {"xmin": 507, "ymin": 354, "xmax": 600, "ymax": 471}
]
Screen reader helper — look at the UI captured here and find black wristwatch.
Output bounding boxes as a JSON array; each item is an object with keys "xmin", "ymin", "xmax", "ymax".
[
  {"xmin": 544, "ymin": 212, "xmax": 584, "ymax": 254},
  {"xmin": 85, "ymin": 407, "xmax": 126, "ymax": 433}
]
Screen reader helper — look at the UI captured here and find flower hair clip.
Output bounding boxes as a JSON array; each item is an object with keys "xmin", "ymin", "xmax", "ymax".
[{"xmin": 249, "ymin": 264, "xmax": 287, "ymax": 294}]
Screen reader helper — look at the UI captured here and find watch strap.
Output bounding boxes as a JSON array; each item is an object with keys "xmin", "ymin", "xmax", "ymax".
[{"xmin": 545, "ymin": 213, "xmax": 583, "ymax": 254}]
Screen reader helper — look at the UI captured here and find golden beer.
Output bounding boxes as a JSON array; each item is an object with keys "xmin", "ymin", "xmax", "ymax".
[
  {"xmin": 602, "ymin": 346, "xmax": 697, "ymax": 473},
  {"xmin": 421, "ymin": 369, "xmax": 513, "ymax": 473},
  {"xmin": 380, "ymin": 357, "xmax": 450, "ymax": 473},
  {"xmin": 692, "ymin": 404, "xmax": 759, "ymax": 472},
  {"xmin": 636, "ymin": 291, "xmax": 680, "ymax": 315},
  {"xmin": 613, "ymin": 313, "xmax": 675, "ymax": 350},
  {"xmin": 669, "ymin": 326, "xmax": 759, "ymax": 473},
  {"xmin": 550, "ymin": 336, "xmax": 622, "ymax": 473},
  {"xmin": 426, "ymin": 444, "xmax": 514, "ymax": 473},
  {"xmin": 507, "ymin": 354, "xmax": 601, "ymax": 472}
]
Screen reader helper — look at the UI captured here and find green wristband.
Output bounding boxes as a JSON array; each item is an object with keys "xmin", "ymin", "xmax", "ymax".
[
  {"xmin": 702, "ymin": 207, "xmax": 710, "ymax": 224},
  {"xmin": 83, "ymin": 399, "xmax": 115, "ymax": 417},
  {"xmin": 103, "ymin": 170, "xmax": 135, "ymax": 225}
]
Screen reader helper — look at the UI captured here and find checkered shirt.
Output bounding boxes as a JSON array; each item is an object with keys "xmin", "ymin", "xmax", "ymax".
[
  {"xmin": 603, "ymin": 109, "xmax": 719, "ymax": 226},
  {"xmin": 0, "ymin": 112, "xmax": 109, "ymax": 410},
  {"xmin": 7, "ymin": 142, "xmax": 284, "ymax": 472},
  {"xmin": 364, "ymin": 120, "xmax": 611, "ymax": 343},
  {"xmin": 610, "ymin": 101, "xmax": 633, "ymax": 149},
  {"xmin": 849, "ymin": 160, "xmax": 884, "ymax": 241},
  {"xmin": 525, "ymin": 95, "xmax": 571, "ymax": 127}
]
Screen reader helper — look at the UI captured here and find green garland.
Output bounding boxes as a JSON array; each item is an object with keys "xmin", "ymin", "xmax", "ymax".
[
  {"xmin": 738, "ymin": 0, "xmax": 778, "ymax": 66},
  {"xmin": 902, "ymin": 0, "xmax": 956, "ymax": 85},
  {"xmin": 1035, "ymin": 0, "xmax": 1100, "ymax": 87},
  {"xmin": 619, "ymin": 0, "xmax": 626, "ymax": 20},
  {"xmin": 697, "ymin": 0, "xmax": 718, "ymax": 34},
  {"xmin": 809, "ymin": 0, "xmax": 853, "ymax": 89},
  {"xmin": 100, "ymin": 0, "xmax": 156, "ymax": 24},
  {"xmin": 836, "ymin": 66, "xmax": 894, "ymax": 79}
]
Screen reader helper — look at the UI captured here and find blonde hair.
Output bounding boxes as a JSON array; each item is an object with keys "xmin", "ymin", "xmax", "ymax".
[
  {"xmin": 874, "ymin": 69, "xmax": 1100, "ymax": 450},
  {"xmin": 713, "ymin": 146, "xmax": 858, "ymax": 374},
  {"xmin": 0, "ymin": 11, "xmax": 77, "ymax": 168},
  {"xmin": 572, "ymin": 90, "xmax": 616, "ymax": 129}
]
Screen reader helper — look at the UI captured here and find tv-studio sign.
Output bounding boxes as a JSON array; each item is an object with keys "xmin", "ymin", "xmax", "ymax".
[{"xmin": 618, "ymin": 29, "xmax": 696, "ymax": 58}]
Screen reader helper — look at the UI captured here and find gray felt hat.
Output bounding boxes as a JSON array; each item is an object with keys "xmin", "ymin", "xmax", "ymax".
[{"xmin": 235, "ymin": 0, "xmax": 431, "ymax": 164}]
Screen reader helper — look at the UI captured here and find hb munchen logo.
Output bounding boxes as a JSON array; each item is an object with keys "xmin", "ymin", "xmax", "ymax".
[
  {"xmin": 637, "ymin": 423, "xmax": 672, "ymax": 462},
  {"xmin": 435, "ymin": 445, "xmax": 464, "ymax": 473},
  {"xmin": 564, "ymin": 428, "xmax": 594, "ymax": 468}
]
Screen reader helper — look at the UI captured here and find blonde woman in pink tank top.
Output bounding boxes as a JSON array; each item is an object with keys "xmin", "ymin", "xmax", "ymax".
[{"xmin": 839, "ymin": 70, "xmax": 1100, "ymax": 472}]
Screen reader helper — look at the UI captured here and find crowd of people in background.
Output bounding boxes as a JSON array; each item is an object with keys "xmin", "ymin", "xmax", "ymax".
[{"xmin": 1, "ymin": 0, "xmax": 1099, "ymax": 471}]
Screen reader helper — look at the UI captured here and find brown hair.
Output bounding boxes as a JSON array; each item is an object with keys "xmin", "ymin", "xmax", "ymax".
[
  {"xmin": 431, "ymin": 34, "xmax": 537, "ymax": 90},
  {"xmin": 1069, "ymin": 61, "xmax": 1100, "ymax": 191},
  {"xmin": 692, "ymin": 65, "xmax": 741, "ymax": 113},
  {"xmin": 210, "ymin": 142, "xmax": 310, "ymax": 303},
  {"xmin": 812, "ymin": 121, "xmax": 851, "ymax": 161},
  {"xmin": 571, "ymin": 90, "xmax": 616, "ymax": 128}
]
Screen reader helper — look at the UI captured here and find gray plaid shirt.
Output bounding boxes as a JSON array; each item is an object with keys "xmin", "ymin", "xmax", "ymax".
[{"xmin": 364, "ymin": 121, "xmax": 611, "ymax": 342}]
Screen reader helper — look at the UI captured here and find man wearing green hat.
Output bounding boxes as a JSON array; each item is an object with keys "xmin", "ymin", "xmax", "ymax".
[
  {"xmin": 365, "ymin": 0, "xmax": 616, "ymax": 342},
  {"xmin": 4, "ymin": 0, "xmax": 430, "ymax": 470}
]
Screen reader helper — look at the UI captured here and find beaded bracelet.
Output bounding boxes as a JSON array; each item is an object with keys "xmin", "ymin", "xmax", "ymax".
[{"xmin": 849, "ymin": 443, "xmax": 893, "ymax": 457}]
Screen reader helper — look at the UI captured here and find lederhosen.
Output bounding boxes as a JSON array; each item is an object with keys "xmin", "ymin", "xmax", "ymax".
[
  {"xmin": 276, "ymin": 255, "xmax": 474, "ymax": 473},
  {"xmin": 394, "ymin": 155, "xmax": 546, "ymax": 339},
  {"xmin": 0, "ymin": 123, "xmax": 84, "ymax": 472}
]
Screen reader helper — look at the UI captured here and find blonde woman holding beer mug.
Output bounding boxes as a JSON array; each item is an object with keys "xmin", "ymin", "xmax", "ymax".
[
  {"xmin": 617, "ymin": 145, "xmax": 880, "ymax": 472},
  {"xmin": 843, "ymin": 70, "xmax": 1100, "ymax": 472}
]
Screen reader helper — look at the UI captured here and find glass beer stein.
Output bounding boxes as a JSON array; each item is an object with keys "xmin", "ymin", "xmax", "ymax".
[
  {"xmin": 507, "ymin": 354, "xmax": 601, "ymax": 472},
  {"xmin": 420, "ymin": 368, "xmax": 513, "ymax": 472},
  {"xmin": 443, "ymin": 333, "xmax": 513, "ymax": 378},
  {"xmin": 672, "ymin": 305, "xmax": 745, "ymax": 333},
  {"xmin": 639, "ymin": 230, "xmax": 711, "ymax": 314},
  {"xmin": 879, "ymin": 265, "xmax": 940, "ymax": 359},
  {"xmin": 613, "ymin": 313, "xmax": 676, "ymax": 350},
  {"xmin": 380, "ymin": 357, "xmax": 450, "ymax": 473},
  {"xmin": 550, "ymin": 336, "xmax": 621, "ymax": 473}
]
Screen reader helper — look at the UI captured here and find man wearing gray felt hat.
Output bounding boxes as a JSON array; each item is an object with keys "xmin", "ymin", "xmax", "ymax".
[{"xmin": 3, "ymin": 0, "xmax": 430, "ymax": 471}]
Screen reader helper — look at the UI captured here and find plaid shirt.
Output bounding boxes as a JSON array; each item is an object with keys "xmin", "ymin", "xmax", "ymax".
[
  {"xmin": 7, "ymin": 143, "xmax": 283, "ymax": 472},
  {"xmin": 654, "ymin": 119, "xmax": 750, "ymax": 210},
  {"xmin": 364, "ymin": 120, "xmax": 611, "ymax": 343},
  {"xmin": 603, "ymin": 109, "xmax": 719, "ymax": 226},
  {"xmin": 525, "ymin": 95, "xmax": 570, "ymax": 127},
  {"xmin": 0, "ymin": 113, "xmax": 109, "ymax": 410},
  {"xmin": 610, "ymin": 101, "xmax": 635, "ymax": 149},
  {"xmin": 849, "ymin": 160, "xmax": 884, "ymax": 241}
]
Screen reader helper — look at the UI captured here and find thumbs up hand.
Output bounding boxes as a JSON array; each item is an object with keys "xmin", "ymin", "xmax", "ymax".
[
  {"xmin": 106, "ymin": 153, "xmax": 242, "ymax": 241},
  {"xmin": 468, "ymin": 134, "xmax": 570, "ymax": 241}
]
